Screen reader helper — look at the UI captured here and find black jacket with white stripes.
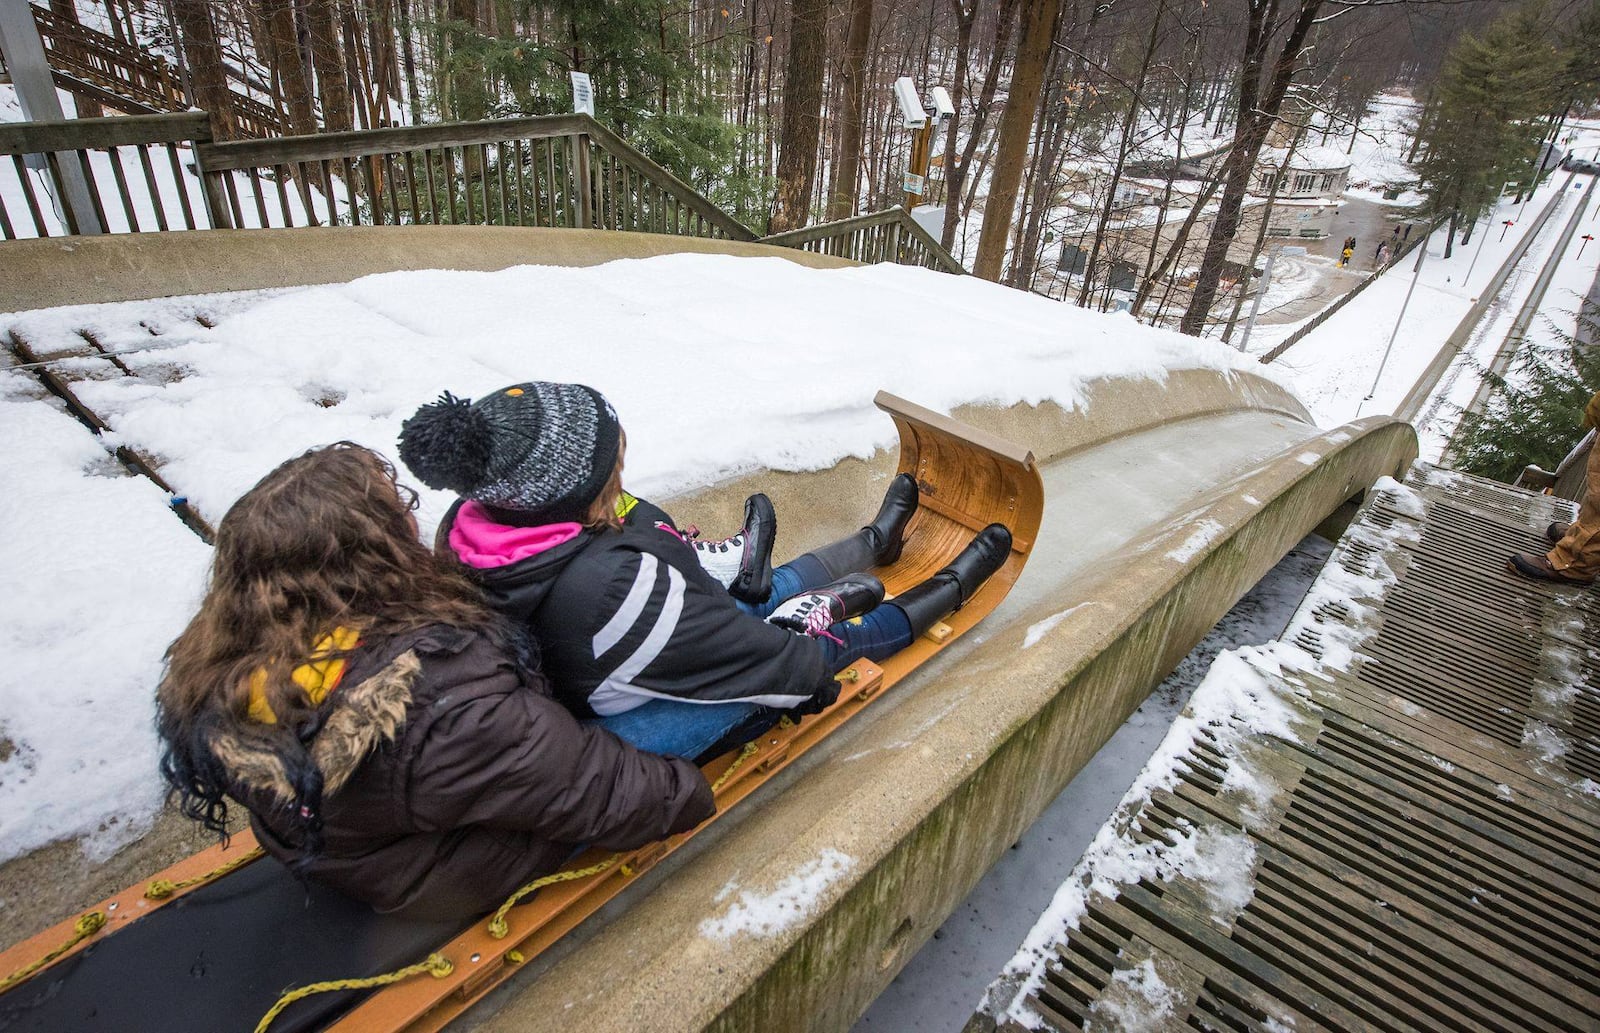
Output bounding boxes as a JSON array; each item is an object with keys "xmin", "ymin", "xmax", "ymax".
[{"xmin": 439, "ymin": 498, "xmax": 832, "ymax": 719}]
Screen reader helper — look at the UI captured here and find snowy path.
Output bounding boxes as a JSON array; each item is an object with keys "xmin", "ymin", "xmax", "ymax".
[{"xmin": 1247, "ymin": 169, "xmax": 1600, "ymax": 455}]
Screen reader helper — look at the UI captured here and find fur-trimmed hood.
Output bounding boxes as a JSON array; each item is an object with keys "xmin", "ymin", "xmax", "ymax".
[
  {"xmin": 203, "ymin": 622, "xmax": 712, "ymax": 919},
  {"xmin": 211, "ymin": 649, "xmax": 420, "ymax": 803}
]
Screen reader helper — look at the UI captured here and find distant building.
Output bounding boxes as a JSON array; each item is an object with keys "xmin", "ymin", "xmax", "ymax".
[{"xmin": 1252, "ymin": 144, "xmax": 1350, "ymax": 239}]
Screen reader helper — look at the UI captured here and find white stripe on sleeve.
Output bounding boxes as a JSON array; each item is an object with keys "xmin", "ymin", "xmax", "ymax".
[{"xmin": 592, "ymin": 553, "xmax": 659, "ymax": 658}]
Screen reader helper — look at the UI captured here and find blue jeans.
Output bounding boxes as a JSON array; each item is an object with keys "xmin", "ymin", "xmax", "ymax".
[{"xmin": 591, "ymin": 555, "xmax": 913, "ymax": 759}]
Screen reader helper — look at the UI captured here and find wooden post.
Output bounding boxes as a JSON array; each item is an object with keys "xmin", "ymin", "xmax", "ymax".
[
  {"xmin": 572, "ymin": 133, "xmax": 594, "ymax": 229},
  {"xmin": 903, "ymin": 121, "xmax": 935, "ymax": 210},
  {"xmin": 188, "ymin": 123, "xmax": 233, "ymax": 229},
  {"xmin": 0, "ymin": 3, "xmax": 103, "ymax": 233}
]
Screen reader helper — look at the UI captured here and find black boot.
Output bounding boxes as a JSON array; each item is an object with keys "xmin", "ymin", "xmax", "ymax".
[
  {"xmin": 691, "ymin": 493, "xmax": 776, "ymax": 604},
  {"xmin": 767, "ymin": 573, "xmax": 886, "ymax": 636},
  {"xmin": 805, "ymin": 473, "xmax": 920, "ymax": 578},
  {"xmin": 889, "ymin": 523, "xmax": 1012, "ymax": 639}
]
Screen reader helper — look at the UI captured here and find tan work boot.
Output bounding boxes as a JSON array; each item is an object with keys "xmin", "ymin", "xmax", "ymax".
[{"xmin": 1508, "ymin": 552, "xmax": 1596, "ymax": 586}]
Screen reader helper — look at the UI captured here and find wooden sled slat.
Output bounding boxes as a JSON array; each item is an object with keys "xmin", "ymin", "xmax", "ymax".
[{"xmin": 0, "ymin": 396, "xmax": 1045, "ymax": 1033}]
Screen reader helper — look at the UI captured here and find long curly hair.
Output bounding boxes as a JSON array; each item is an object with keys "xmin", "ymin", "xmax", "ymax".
[{"xmin": 157, "ymin": 443, "xmax": 499, "ymax": 846}]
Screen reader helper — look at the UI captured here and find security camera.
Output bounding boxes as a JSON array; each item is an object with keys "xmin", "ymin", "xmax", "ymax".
[
  {"xmin": 894, "ymin": 77, "xmax": 927, "ymax": 129},
  {"xmin": 929, "ymin": 86, "xmax": 955, "ymax": 124}
]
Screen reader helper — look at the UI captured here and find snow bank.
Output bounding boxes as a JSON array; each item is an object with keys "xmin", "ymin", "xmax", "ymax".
[
  {"xmin": 0, "ymin": 373, "xmax": 209, "ymax": 862},
  {"xmin": 0, "ymin": 253, "xmax": 1275, "ymax": 862}
]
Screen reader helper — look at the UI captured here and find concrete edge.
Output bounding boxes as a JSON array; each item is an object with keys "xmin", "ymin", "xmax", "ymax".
[{"xmin": 0, "ymin": 226, "xmax": 858, "ymax": 312}]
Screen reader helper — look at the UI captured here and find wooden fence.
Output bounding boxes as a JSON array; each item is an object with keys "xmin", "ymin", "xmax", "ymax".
[
  {"xmin": 31, "ymin": 5, "xmax": 282, "ymax": 138},
  {"xmin": 760, "ymin": 208, "xmax": 965, "ymax": 274},
  {"xmin": 193, "ymin": 114, "xmax": 757, "ymax": 240},
  {"xmin": 0, "ymin": 112, "xmax": 216, "ymax": 238},
  {"xmin": 0, "ymin": 110, "xmax": 966, "ymax": 276}
]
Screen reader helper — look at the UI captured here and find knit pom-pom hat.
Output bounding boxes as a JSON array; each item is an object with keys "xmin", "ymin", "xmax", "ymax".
[{"xmin": 398, "ymin": 382, "xmax": 621, "ymax": 524}]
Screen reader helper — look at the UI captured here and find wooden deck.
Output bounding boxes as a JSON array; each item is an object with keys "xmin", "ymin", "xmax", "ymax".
[{"xmin": 983, "ymin": 466, "xmax": 1599, "ymax": 1033}]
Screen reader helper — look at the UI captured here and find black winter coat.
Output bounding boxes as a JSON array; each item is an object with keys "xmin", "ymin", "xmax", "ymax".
[
  {"xmin": 439, "ymin": 499, "xmax": 833, "ymax": 719},
  {"xmin": 213, "ymin": 623, "xmax": 713, "ymax": 919}
]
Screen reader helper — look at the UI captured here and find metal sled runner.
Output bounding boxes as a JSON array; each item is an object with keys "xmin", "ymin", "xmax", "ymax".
[{"xmin": 0, "ymin": 391, "xmax": 1044, "ymax": 1033}]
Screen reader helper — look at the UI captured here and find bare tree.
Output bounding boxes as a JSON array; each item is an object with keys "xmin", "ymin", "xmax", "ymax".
[
  {"xmin": 1179, "ymin": 0, "xmax": 1325, "ymax": 336},
  {"xmin": 770, "ymin": 0, "xmax": 829, "ymax": 233},
  {"xmin": 974, "ymin": 0, "xmax": 1062, "ymax": 280},
  {"xmin": 827, "ymin": 0, "xmax": 874, "ymax": 220},
  {"xmin": 259, "ymin": 0, "xmax": 317, "ymax": 136}
]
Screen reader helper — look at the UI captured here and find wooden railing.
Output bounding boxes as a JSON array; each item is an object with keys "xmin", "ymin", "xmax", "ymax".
[
  {"xmin": 0, "ymin": 112, "xmax": 217, "ymax": 238},
  {"xmin": 193, "ymin": 114, "xmax": 758, "ymax": 240},
  {"xmin": 760, "ymin": 208, "xmax": 965, "ymax": 274},
  {"xmin": 0, "ymin": 111, "xmax": 966, "ymax": 281},
  {"xmin": 32, "ymin": 5, "xmax": 282, "ymax": 138}
]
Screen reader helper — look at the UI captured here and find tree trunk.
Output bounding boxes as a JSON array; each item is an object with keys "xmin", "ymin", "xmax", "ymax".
[
  {"xmin": 261, "ymin": 0, "xmax": 317, "ymax": 136},
  {"xmin": 938, "ymin": 0, "xmax": 975, "ymax": 249},
  {"xmin": 944, "ymin": 0, "xmax": 1020, "ymax": 251},
  {"xmin": 769, "ymin": 0, "xmax": 828, "ymax": 233},
  {"xmin": 1179, "ymin": 0, "xmax": 1323, "ymax": 336},
  {"xmin": 1079, "ymin": 1, "xmax": 1163, "ymax": 306},
  {"xmin": 170, "ymin": 0, "xmax": 236, "ymax": 139},
  {"xmin": 827, "ymin": 0, "xmax": 874, "ymax": 220},
  {"xmin": 302, "ymin": 0, "xmax": 352, "ymax": 133},
  {"xmin": 397, "ymin": 0, "xmax": 422, "ymax": 124},
  {"xmin": 973, "ymin": 0, "xmax": 1060, "ymax": 281}
]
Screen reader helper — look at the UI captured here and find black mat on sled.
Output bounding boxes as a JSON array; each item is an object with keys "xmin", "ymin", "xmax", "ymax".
[{"xmin": 0, "ymin": 859, "xmax": 462, "ymax": 1033}]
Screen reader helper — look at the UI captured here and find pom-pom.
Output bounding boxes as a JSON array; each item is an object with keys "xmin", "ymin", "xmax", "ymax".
[{"xmin": 398, "ymin": 392, "xmax": 493, "ymax": 493}]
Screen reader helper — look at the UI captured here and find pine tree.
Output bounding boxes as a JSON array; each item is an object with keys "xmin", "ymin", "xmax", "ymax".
[
  {"xmin": 1414, "ymin": 3, "xmax": 1564, "ymax": 253},
  {"xmin": 1452, "ymin": 303, "xmax": 1600, "ymax": 483}
]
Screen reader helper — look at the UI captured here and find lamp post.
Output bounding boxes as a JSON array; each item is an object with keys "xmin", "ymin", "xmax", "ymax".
[{"xmin": 1360, "ymin": 221, "xmax": 1431, "ymax": 413}]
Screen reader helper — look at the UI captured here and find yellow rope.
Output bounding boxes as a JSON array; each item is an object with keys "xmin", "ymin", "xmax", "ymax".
[
  {"xmin": 0, "ymin": 911, "xmax": 107, "ymax": 993},
  {"xmin": 483, "ymin": 741, "xmax": 763, "ymax": 942},
  {"xmin": 145, "ymin": 846, "xmax": 266, "ymax": 900},
  {"xmin": 485, "ymin": 856, "xmax": 625, "ymax": 940},
  {"xmin": 711, "ymin": 741, "xmax": 760, "ymax": 794},
  {"xmin": 252, "ymin": 953, "xmax": 454, "ymax": 1033}
]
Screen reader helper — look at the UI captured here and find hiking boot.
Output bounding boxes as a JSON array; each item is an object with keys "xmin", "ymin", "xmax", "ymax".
[
  {"xmin": 1507, "ymin": 552, "xmax": 1595, "ymax": 586},
  {"xmin": 767, "ymin": 573, "xmax": 886, "ymax": 637},
  {"xmin": 691, "ymin": 493, "xmax": 776, "ymax": 604},
  {"xmin": 889, "ymin": 523, "xmax": 1013, "ymax": 638},
  {"xmin": 1546, "ymin": 521, "xmax": 1572, "ymax": 544},
  {"xmin": 806, "ymin": 473, "xmax": 920, "ymax": 579}
]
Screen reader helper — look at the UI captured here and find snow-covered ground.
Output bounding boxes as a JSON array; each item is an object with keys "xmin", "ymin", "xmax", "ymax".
[
  {"xmin": 0, "ymin": 254, "xmax": 1271, "ymax": 864},
  {"xmin": 1248, "ymin": 154, "xmax": 1600, "ymax": 459}
]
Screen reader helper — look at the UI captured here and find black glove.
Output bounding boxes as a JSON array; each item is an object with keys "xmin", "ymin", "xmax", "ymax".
[{"xmin": 788, "ymin": 677, "xmax": 840, "ymax": 717}]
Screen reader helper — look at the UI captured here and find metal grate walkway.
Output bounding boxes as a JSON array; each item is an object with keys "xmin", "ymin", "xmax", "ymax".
[{"xmin": 985, "ymin": 465, "xmax": 1600, "ymax": 1033}]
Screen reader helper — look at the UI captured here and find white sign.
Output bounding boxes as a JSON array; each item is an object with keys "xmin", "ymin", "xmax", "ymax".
[
  {"xmin": 902, "ymin": 172, "xmax": 926, "ymax": 195},
  {"xmin": 570, "ymin": 71, "xmax": 594, "ymax": 117}
]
